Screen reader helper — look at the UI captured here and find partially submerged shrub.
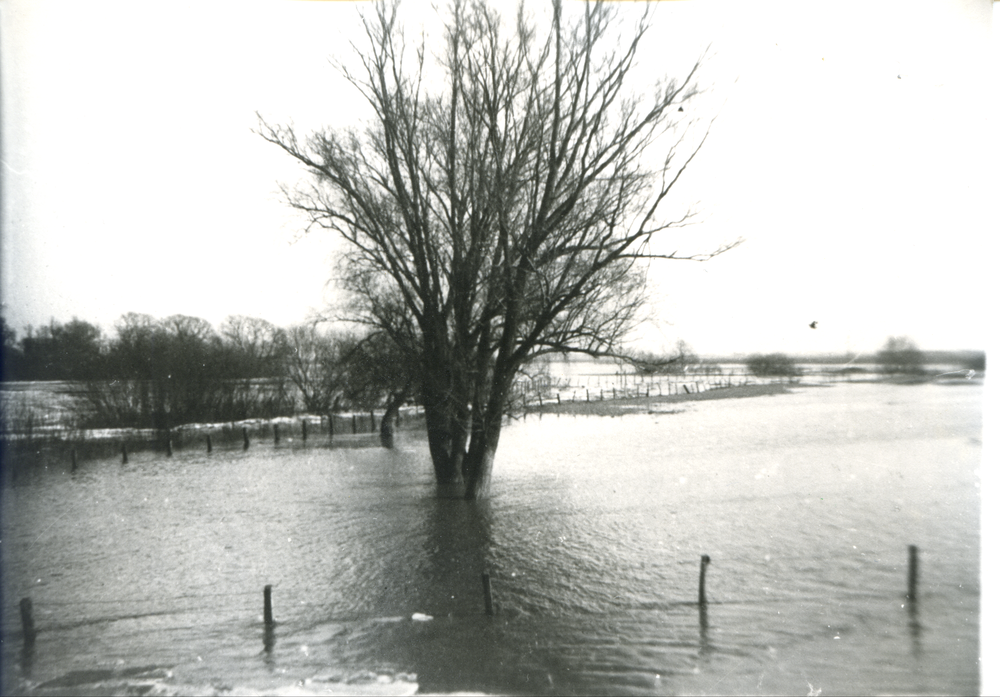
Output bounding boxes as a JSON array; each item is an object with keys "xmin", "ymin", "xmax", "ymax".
[
  {"xmin": 77, "ymin": 377, "xmax": 296, "ymax": 430},
  {"xmin": 876, "ymin": 336, "xmax": 925, "ymax": 376},
  {"xmin": 745, "ymin": 353, "xmax": 800, "ymax": 378}
]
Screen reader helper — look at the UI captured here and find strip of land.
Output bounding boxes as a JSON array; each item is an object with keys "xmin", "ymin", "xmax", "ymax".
[{"xmin": 526, "ymin": 382, "xmax": 793, "ymax": 417}]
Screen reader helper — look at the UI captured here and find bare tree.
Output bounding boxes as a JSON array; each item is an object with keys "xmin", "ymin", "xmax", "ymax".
[
  {"xmin": 284, "ymin": 323, "xmax": 353, "ymax": 413},
  {"xmin": 221, "ymin": 315, "xmax": 289, "ymax": 377},
  {"xmin": 339, "ymin": 330, "xmax": 418, "ymax": 447},
  {"xmin": 260, "ymin": 0, "xmax": 735, "ymax": 499}
]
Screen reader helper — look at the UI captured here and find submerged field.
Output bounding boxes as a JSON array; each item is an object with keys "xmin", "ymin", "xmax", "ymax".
[{"xmin": 0, "ymin": 380, "xmax": 982, "ymax": 695}]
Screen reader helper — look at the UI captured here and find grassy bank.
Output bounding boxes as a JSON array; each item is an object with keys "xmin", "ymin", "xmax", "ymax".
[{"xmin": 526, "ymin": 382, "xmax": 794, "ymax": 417}]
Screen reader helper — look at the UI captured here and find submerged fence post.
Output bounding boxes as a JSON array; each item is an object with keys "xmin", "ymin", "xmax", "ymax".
[
  {"xmin": 328, "ymin": 414, "xmax": 334, "ymax": 437},
  {"xmin": 206, "ymin": 434, "xmax": 212, "ymax": 453},
  {"xmin": 263, "ymin": 585, "xmax": 274, "ymax": 626},
  {"xmin": 121, "ymin": 443, "xmax": 128, "ymax": 465},
  {"xmin": 243, "ymin": 427, "xmax": 250, "ymax": 450},
  {"xmin": 165, "ymin": 436, "xmax": 173, "ymax": 457},
  {"xmin": 352, "ymin": 415, "xmax": 357, "ymax": 434},
  {"xmin": 482, "ymin": 572, "xmax": 495, "ymax": 616},
  {"xmin": 302, "ymin": 420, "xmax": 308, "ymax": 441},
  {"xmin": 370, "ymin": 412, "xmax": 376, "ymax": 432},
  {"xmin": 71, "ymin": 449, "xmax": 78, "ymax": 472},
  {"xmin": 907, "ymin": 545, "xmax": 919, "ymax": 602},
  {"xmin": 274, "ymin": 424, "xmax": 280, "ymax": 444},
  {"xmin": 699, "ymin": 555, "xmax": 711, "ymax": 606},
  {"xmin": 20, "ymin": 598, "xmax": 36, "ymax": 647}
]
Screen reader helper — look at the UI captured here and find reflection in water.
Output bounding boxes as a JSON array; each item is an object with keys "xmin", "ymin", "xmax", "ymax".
[
  {"xmin": 396, "ymin": 498, "xmax": 512, "ymax": 694},
  {"xmin": 262, "ymin": 624, "xmax": 276, "ymax": 668},
  {"xmin": 698, "ymin": 603, "xmax": 711, "ymax": 658},
  {"xmin": 423, "ymin": 497, "xmax": 494, "ymax": 617},
  {"xmin": 20, "ymin": 643, "xmax": 34, "ymax": 680},
  {"xmin": 908, "ymin": 600, "xmax": 923, "ymax": 658}
]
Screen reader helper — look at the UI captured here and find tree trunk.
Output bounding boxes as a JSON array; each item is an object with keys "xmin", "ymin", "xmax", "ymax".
[
  {"xmin": 379, "ymin": 390, "xmax": 408, "ymax": 449},
  {"xmin": 464, "ymin": 399, "xmax": 504, "ymax": 500},
  {"xmin": 463, "ymin": 435, "xmax": 497, "ymax": 500},
  {"xmin": 422, "ymin": 379, "xmax": 462, "ymax": 485}
]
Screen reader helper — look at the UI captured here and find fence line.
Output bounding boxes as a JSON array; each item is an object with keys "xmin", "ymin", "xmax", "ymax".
[
  {"xmin": 511, "ymin": 365, "xmax": 869, "ymax": 407},
  {"xmin": 12, "ymin": 546, "xmax": 923, "ymax": 653}
]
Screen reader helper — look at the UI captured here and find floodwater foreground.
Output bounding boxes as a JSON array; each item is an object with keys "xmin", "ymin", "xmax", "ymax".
[{"xmin": 0, "ymin": 380, "xmax": 981, "ymax": 695}]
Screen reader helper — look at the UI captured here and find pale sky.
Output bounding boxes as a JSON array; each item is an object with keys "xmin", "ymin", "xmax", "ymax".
[{"xmin": 1, "ymin": 0, "xmax": 995, "ymax": 356}]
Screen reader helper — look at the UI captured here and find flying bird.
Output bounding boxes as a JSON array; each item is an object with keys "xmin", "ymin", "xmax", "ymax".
[{"xmin": 809, "ymin": 321, "xmax": 818, "ymax": 329}]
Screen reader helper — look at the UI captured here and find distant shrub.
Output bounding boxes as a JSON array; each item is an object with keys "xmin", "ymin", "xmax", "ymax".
[
  {"xmin": 631, "ymin": 340, "xmax": 700, "ymax": 375},
  {"xmin": 961, "ymin": 352, "xmax": 986, "ymax": 373},
  {"xmin": 876, "ymin": 336, "xmax": 925, "ymax": 376},
  {"xmin": 745, "ymin": 353, "xmax": 799, "ymax": 378}
]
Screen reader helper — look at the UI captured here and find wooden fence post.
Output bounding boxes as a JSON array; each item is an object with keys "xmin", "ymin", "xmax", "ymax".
[
  {"xmin": 907, "ymin": 545, "xmax": 919, "ymax": 602},
  {"xmin": 264, "ymin": 585, "xmax": 274, "ymax": 626},
  {"xmin": 699, "ymin": 555, "xmax": 711, "ymax": 606}
]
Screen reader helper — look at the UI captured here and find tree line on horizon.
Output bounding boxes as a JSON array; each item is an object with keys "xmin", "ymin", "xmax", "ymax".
[
  {"xmin": 0, "ymin": 313, "xmax": 413, "ymax": 433},
  {"xmin": 2, "ymin": 313, "xmax": 985, "ymax": 386}
]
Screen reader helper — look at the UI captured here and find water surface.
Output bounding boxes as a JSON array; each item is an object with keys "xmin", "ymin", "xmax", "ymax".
[{"xmin": 1, "ymin": 382, "xmax": 981, "ymax": 695}]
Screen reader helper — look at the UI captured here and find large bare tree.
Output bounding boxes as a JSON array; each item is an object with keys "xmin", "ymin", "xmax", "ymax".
[{"xmin": 260, "ymin": 0, "xmax": 734, "ymax": 499}]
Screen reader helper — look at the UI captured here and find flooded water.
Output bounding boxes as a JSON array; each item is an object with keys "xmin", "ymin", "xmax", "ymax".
[{"xmin": 1, "ymin": 382, "xmax": 981, "ymax": 695}]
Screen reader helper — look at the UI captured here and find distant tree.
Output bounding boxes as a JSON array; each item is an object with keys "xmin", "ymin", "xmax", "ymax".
[
  {"xmin": 220, "ymin": 315, "xmax": 289, "ymax": 378},
  {"xmin": 84, "ymin": 313, "xmax": 297, "ymax": 428},
  {"xmin": 16, "ymin": 318, "xmax": 106, "ymax": 380},
  {"xmin": 95, "ymin": 314, "xmax": 222, "ymax": 427},
  {"xmin": 284, "ymin": 323, "xmax": 354, "ymax": 413},
  {"xmin": 876, "ymin": 336, "xmax": 925, "ymax": 376},
  {"xmin": 630, "ymin": 340, "xmax": 698, "ymax": 375},
  {"xmin": 107, "ymin": 313, "xmax": 149, "ymax": 374},
  {"xmin": 1, "ymin": 316, "xmax": 24, "ymax": 380},
  {"xmin": 340, "ymin": 330, "xmax": 418, "ymax": 447},
  {"xmin": 260, "ymin": 0, "xmax": 734, "ymax": 498},
  {"xmin": 745, "ymin": 353, "xmax": 799, "ymax": 378}
]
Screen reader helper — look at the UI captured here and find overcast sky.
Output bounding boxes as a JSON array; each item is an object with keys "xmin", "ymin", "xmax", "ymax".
[{"xmin": 1, "ymin": 0, "xmax": 995, "ymax": 357}]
